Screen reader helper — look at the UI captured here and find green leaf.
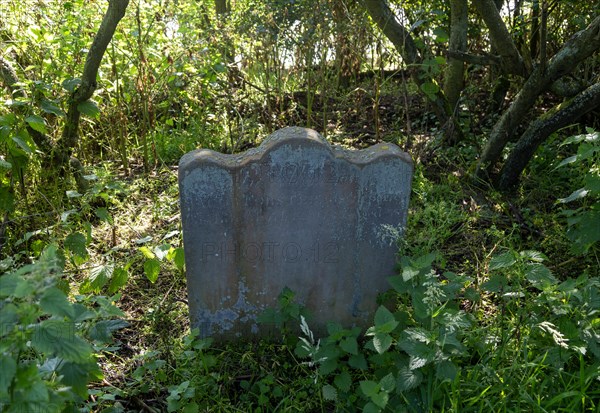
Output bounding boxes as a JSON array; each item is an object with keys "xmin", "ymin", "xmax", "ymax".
[
  {"xmin": 519, "ymin": 250, "xmax": 547, "ymax": 262},
  {"xmin": 77, "ymin": 100, "xmax": 100, "ymax": 118},
  {"xmin": 140, "ymin": 246, "xmax": 156, "ymax": 259},
  {"xmin": 168, "ymin": 247, "xmax": 185, "ymax": 271},
  {"xmin": 559, "ymin": 188, "xmax": 589, "ymax": 203},
  {"xmin": 372, "ymin": 333, "xmax": 393, "ymax": 354},
  {"xmin": 525, "ymin": 263, "xmax": 557, "ymax": 290},
  {"xmin": 62, "ymin": 77, "xmax": 81, "ymax": 93},
  {"xmin": 0, "ymin": 158, "xmax": 12, "ymax": 169},
  {"xmin": 334, "ymin": 371, "xmax": 352, "ymax": 392},
  {"xmin": 108, "ymin": 266, "xmax": 128, "ymax": 293},
  {"xmin": 436, "ymin": 360, "xmax": 458, "ymax": 381},
  {"xmin": 94, "ymin": 207, "xmax": 113, "ymax": 224},
  {"xmin": 154, "ymin": 244, "xmax": 171, "ymax": 261},
  {"xmin": 360, "ymin": 380, "xmax": 380, "ymax": 397},
  {"xmin": 89, "ymin": 319, "xmax": 129, "ymax": 342},
  {"xmin": 12, "ymin": 135, "xmax": 33, "ymax": 154},
  {"xmin": 340, "ymin": 336, "xmax": 358, "ymax": 355},
  {"xmin": 40, "ymin": 287, "xmax": 75, "ymax": 319},
  {"xmin": 57, "ymin": 359, "xmax": 101, "ymax": 398},
  {"xmin": 371, "ymin": 392, "xmax": 389, "ymax": 409},
  {"xmin": 81, "ymin": 264, "xmax": 114, "ymax": 293},
  {"xmin": 482, "ymin": 273, "xmax": 508, "ymax": 293},
  {"xmin": 0, "ymin": 185, "xmax": 15, "ymax": 212},
  {"xmin": 488, "ymin": 251, "xmax": 517, "ymax": 270},
  {"xmin": 40, "ymin": 98, "xmax": 65, "ymax": 117},
  {"xmin": 420, "ymin": 82, "xmax": 440, "ymax": 98},
  {"xmin": 322, "ymin": 384, "xmax": 337, "ymax": 401},
  {"xmin": 0, "ymin": 353, "xmax": 17, "ymax": 397},
  {"xmin": 397, "ymin": 366, "xmax": 422, "ymax": 391},
  {"xmin": 31, "ymin": 320, "xmax": 93, "ymax": 362},
  {"xmin": 363, "ymin": 402, "xmax": 382, "ymax": 413},
  {"xmin": 25, "ymin": 115, "xmax": 47, "ymax": 134},
  {"xmin": 348, "ymin": 353, "xmax": 368, "ymax": 370},
  {"xmin": 379, "ymin": 373, "xmax": 395, "ymax": 393},
  {"xmin": 64, "ymin": 232, "xmax": 88, "ymax": 258},
  {"xmin": 144, "ymin": 259, "xmax": 160, "ymax": 283},
  {"xmin": 373, "ymin": 306, "xmax": 398, "ymax": 332}
]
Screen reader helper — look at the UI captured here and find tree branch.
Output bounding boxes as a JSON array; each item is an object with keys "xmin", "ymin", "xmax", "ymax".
[{"xmin": 472, "ymin": 0, "xmax": 528, "ymax": 76}]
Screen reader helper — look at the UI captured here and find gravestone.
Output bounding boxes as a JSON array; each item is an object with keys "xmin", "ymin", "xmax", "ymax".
[{"xmin": 179, "ymin": 127, "xmax": 413, "ymax": 339}]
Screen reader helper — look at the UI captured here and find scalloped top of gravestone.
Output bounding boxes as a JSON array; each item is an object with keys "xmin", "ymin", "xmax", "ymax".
[{"xmin": 179, "ymin": 127, "xmax": 413, "ymax": 340}]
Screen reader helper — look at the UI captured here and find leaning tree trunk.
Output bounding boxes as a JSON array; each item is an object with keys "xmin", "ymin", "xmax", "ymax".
[
  {"xmin": 497, "ymin": 81, "xmax": 600, "ymax": 190},
  {"xmin": 364, "ymin": 0, "xmax": 463, "ymax": 144},
  {"xmin": 444, "ymin": 0, "xmax": 468, "ymax": 112},
  {"xmin": 476, "ymin": 15, "xmax": 600, "ymax": 180},
  {"xmin": 52, "ymin": 0, "xmax": 129, "ymax": 177}
]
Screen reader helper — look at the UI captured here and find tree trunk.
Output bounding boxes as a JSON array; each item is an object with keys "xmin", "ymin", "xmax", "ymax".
[
  {"xmin": 472, "ymin": 0, "xmax": 528, "ymax": 76},
  {"xmin": 52, "ymin": 0, "xmax": 129, "ymax": 169},
  {"xmin": 364, "ymin": 0, "xmax": 463, "ymax": 144},
  {"xmin": 497, "ymin": 81, "xmax": 600, "ymax": 190},
  {"xmin": 444, "ymin": 0, "xmax": 468, "ymax": 112},
  {"xmin": 476, "ymin": 15, "xmax": 600, "ymax": 180}
]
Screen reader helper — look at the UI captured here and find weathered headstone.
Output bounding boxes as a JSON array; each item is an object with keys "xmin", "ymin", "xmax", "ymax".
[{"xmin": 179, "ymin": 127, "xmax": 413, "ymax": 339}]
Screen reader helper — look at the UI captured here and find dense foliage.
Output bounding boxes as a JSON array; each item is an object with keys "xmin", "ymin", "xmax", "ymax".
[{"xmin": 1, "ymin": 0, "xmax": 599, "ymax": 411}]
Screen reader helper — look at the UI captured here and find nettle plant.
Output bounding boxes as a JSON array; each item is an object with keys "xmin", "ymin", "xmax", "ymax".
[
  {"xmin": 294, "ymin": 253, "xmax": 474, "ymax": 412},
  {"xmin": 556, "ymin": 128, "xmax": 600, "ymax": 254},
  {"xmin": 0, "ymin": 245, "xmax": 127, "ymax": 413}
]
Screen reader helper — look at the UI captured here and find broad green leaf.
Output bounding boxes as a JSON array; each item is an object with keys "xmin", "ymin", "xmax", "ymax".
[
  {"xmin": 397, "ymin": 366, "xmax": 423, "ymax": 391},
  {"xmin": 0, "ymin": 158, "xmax": 11, "ymax": 169},
  {"xmin": 12, "ymin": 136, "xmax": 33, "ymax": 154},
  {"xmin": 154, "ymin": 244, "xmax": 171, "ymax": 261},
  {"xmin": 64, "ymin": 232, "xmax": 88, "ymax": 258},
  {"xmin": 140, "ymin": 246, "xmax": 156, "ymax": 259},
  {"xmin": 318, "ymin": 357, "xmax": 339, "ymax": 375},
  {"xmin": 0, "ymin": 354, "xmax": 17, "ymax": 396},
  {"xmin": 360, "ymin": 380, "xmax": 379, "ymax": 397},
  {"xmin": 340, "ymin": 336, "xmax": 358, "ymax": 355},
  {"xmin": 334, "ymin": 371, "xmax": 352, "ymax": 392},
  {"xmin": 168, "ymin": 247, "xmax": 185, "ymax": 271},
  {"xmin": 436, "ymin": 360, "xmax": 458, "ymax": 381},
  {"xmin": 94, "ymin": 207, "xmax": 113, "ymax": 224},
  {"xmin": 322, "ymin": 384, "xmax": 337, "ymax": 401},
  {"xmin": 371, "ymin": 392, "xmax": 389, "ymax": 409},
  {"xmin": 25, "ymin": 115, "xmax": 47, "ymax": 134},
  {"xmin": 77, "ymin": 100, "xmax": 100, "ymax": 118},
  {"xmin": 40, "ymin": 287, "xmax": 74, "ymax": 319},
  {"xmin": 108, "ymin": 266, "xmax": 128, "ymax": 293},
  {"xmin": 387, "ymin": 275, "xmax": 409, "ymax": 293},
  {"xmin": 525, "ymin": 263, "xmax": 557, "ymax": 290},
  {"xmin": 62, "ymin": 77, "xmax": 81, "ymax": 93},
  {"xmin": 379, "ymin": 373, "xmax": 395, "ymax": 393},
  {"xmin": 57, "ymin": 359, "xmax": 101, "ymax": 398},
  {"xmin": 40, "ymin": 98, "xmax": 66, "ymax": 117},
  {"xmin": 31, "ymin": 320, "xmax": 93, "ymax": 362},
  {"xmin": 373, "ymin": 306, "xmax": 398, "ymax": 331},
  {"xmin": 488, "ymin": 251, "xmax": 517, "ymax": 270},
  {"xmin": 372, "ymin": 333, "xmax": 393, "ymax": 354},
  {"xmin": 363, "ymin": 402, "xmax": 381, "ymax": 413},
  {"xmin": 144, "ymin": 259, "xmax": 160, "ymax": 283},
  {"xmin": 519, "ymin": 250, "xmax": 547, "ymax": 262},
  {"xmin": 420, "ymin": 82, "xmax": 440, "ymax": 98},
  {"xmin": 585, "ymin": 174, "xmax": 600, "ymax": 193},
  {"xmin": 80, "ymin": 265, "xmax": 113, "ymax": 293},
  {"xmin": 348, "ymin": 353, "xmax": 368, "ymax": 370},
  {"xmin": 89, "ymin": 319, "xmax": 129, "ymax": 342},
  {"xmin": 482, "ymin": 273, "xmax": 508, "ymax": 293}
]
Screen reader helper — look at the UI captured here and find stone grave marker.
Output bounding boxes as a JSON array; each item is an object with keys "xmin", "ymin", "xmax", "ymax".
[{"xmin": 179, "ymin": 127, "xmax": 413, "ymax": 339}]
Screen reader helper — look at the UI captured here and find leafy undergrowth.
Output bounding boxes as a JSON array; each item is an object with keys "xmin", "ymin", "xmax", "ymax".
[{"xmin": 2, "ymin": 128, "xmax": 599, "ymax": 412}]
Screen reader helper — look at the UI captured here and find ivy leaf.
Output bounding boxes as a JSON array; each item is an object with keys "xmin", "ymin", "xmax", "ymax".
[
  {"xmin": 25, "ymin": 115, "xmax": 47, "ymax": 134},
  {"xmin": 77, "ymin": 100, "xmax": 100, "ymax": 118},
  {"xmin": 144, "ymin": 259, "xmax": 160, "ymax": 283}
]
